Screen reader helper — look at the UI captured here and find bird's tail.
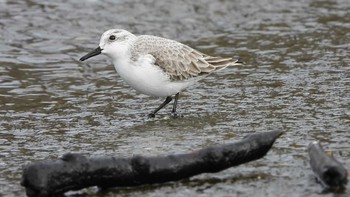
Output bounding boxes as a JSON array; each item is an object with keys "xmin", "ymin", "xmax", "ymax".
[{"xmin": 204, "ymin": 56, "xmax": 243, "ymax": 70}]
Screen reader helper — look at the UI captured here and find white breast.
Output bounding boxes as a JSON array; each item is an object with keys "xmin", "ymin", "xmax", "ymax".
[{"xmin": 113, "ymin": 54, "xmax": 194, "ymax": 97}]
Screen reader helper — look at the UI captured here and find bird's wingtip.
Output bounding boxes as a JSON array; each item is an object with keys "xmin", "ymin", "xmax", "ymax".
[{"xmin": 235, "ymin": 58, "xmax": 245, "ymax": 65}]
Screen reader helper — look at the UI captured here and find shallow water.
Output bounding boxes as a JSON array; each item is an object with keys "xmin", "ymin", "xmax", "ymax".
[{"xmin": 0, "ymin": 0, "xmax": 349, "ymax": 196}]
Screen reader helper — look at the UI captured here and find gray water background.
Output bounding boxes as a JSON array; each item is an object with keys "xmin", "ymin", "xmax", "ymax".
[{"xmin": 0, "ymin": 0, "xmax": 349, "ymax": 196}]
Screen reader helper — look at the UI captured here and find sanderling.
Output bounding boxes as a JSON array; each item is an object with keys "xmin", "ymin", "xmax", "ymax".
[{"xmin": 80, "ymin": 29, "xmax": 242, "ymax": 118}]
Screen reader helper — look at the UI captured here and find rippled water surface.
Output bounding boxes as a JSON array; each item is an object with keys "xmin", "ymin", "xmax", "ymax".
[{"xmin": 0, "ymin": 0, "xmax": 349, "ymax": 196}]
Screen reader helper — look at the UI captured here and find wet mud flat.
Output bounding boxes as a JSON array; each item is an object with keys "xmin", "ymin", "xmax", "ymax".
[{"xmin": 0, "ymin": 0, "xmax": 349, "ymax": 196}]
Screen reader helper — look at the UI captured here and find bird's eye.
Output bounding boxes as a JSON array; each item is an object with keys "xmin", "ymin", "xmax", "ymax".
[{"xmin": 109, "ymin": 35, "xmax": 116, "ymax": 41}]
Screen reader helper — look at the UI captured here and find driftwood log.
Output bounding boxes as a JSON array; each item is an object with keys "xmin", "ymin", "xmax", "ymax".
[
  {"xmin": 308, "ymin": 141, "xmax": 348, "ymax": 190},
  {"xmin": 21, "ymin": 130, "xmax": 283, "ymax": 197}
]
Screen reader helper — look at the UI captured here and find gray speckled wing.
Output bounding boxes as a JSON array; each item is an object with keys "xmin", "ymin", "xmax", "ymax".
[{"xmin": 131, "ymin": 35, "xmax": 241, "ymax": 81}]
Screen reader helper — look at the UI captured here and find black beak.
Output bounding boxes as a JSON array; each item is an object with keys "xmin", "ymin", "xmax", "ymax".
[{"xmin": 80, "ymin": 47, "xmax": 102, "ymax": 61}]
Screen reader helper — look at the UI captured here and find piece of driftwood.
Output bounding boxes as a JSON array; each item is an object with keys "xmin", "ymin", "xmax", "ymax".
[
  {"xmin": 21, "ymin": 130, "xmax": 283, "ymax": 197},
  {"xmin": 308, "ymin": 141, "xmax": 348, "ymax": 190}
]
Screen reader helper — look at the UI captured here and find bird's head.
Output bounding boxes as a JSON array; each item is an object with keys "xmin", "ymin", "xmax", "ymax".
[{"xmin": 80, "ymin": 29, "xmax": 136, "ymax": 61}]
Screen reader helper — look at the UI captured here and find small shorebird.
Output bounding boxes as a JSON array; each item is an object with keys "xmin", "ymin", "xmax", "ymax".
[{"xmin": 80, "ymin": 29, "xmax": 242, "ymax": 118}]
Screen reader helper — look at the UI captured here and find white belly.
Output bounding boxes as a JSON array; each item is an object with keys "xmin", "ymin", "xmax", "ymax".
[{"xmin": 113, "ymin": 56, "xmax": 194, "ymax": 97}]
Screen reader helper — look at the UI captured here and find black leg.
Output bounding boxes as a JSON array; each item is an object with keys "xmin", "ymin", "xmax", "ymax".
[
  {"xmin": 172, "ymin": 93, "xmax": 179, "ymax": 115},
  {"xmin": 148, "ymin": 96, "xmax": 172, "ymax": 118}
]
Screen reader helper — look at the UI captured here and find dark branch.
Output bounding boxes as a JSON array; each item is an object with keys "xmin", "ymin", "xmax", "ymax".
[
  {"xmin": 21, "ymin": 131, "xmax": 283, "ymax": 197},
  {"xmin": 308, "ymin": 141, "xmax": 348, "ymax": 191}
]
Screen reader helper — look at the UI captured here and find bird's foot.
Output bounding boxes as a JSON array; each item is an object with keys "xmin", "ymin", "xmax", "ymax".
[
  {"xmin": 147, "ymin": 113, "xmax": 156, "ymax": 118},
  {"xmin": 171, "ymin": 112, "xmax": 183, "ymax": 119}
]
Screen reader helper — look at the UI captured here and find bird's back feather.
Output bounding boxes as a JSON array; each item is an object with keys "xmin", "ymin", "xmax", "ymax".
[{"xmin": 131, "ymin": 35, "xmax": 242, "ymax": 81}]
